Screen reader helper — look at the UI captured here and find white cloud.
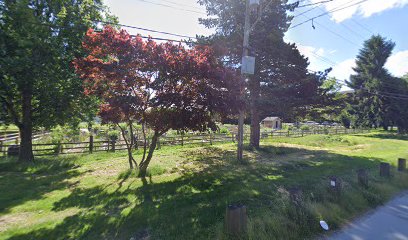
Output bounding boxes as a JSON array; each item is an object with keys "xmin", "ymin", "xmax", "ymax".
[
  {"xmin": 385, "ymin": 50, "xmax": 408, "ymax": 76},
  {"xmin": 295, "ymin": 44, "xmax": 339, "ymax": 71},
  {"xmin": 312, "ymin": 0, "xmax": 408, "ymax": 23},
  {"xmin": 296, "ymin": 44, "xmax": 331, "ymax": 70},
  {"xmin": 329, "ymin": 58, "xmax": 356, "ymax": 81},
  {"xmin": 316, "ymin": 48, "xmax": 325, "ymax": 56}
]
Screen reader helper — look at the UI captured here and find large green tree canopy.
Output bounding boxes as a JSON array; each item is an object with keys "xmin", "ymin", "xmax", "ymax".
[
  {"xmin": 347, "ymin": 35, "xmax": 396, "ymax": 129},
  {"xmin": 0, "ymin": 0, "xmax": 115, "ymax": 161},
  {"xmin": 197, "ymin": 0, "xmax": 329, "ymax": 146}
]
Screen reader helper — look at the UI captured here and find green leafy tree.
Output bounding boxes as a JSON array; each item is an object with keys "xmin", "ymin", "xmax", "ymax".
[
  {"xmin": 347, "ymin": 35, "xmax": 396, "ymax": 129},
  {"xmin": 0, "ymin": 0, "xmax": 114, "ymax": 161},
  {"xmin": 305, "ymin": 77, "xmax": 348, "ymax": 123},
  {"xmin": 198, "ymin": 0, "xmax": 327, "ymax": 148},
  {"xmin": 385, "ymin": 74, "xmax": 408, "ymax": 133}
]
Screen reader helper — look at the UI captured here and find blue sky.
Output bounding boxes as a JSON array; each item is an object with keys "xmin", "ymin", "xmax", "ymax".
[{"xmin": 104, "ymin": 0, "xmax": 408, "ymax": 83}]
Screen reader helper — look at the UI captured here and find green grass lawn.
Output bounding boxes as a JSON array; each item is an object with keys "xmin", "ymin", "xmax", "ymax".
[{"xmin": 1, "ymin": 131, "xmax": 408, "ymax": 239}]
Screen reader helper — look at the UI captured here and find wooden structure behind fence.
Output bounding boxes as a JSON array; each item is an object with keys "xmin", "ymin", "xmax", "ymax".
[{"xmin": 0, "ymin": 128, "xmax": 369, "ymax": 157}]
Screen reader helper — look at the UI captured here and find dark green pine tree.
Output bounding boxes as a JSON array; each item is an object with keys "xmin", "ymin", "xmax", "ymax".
[
  {"xmin": 347, "ymin": 35, "xmax": 395, "ymax": 129},
  {"xmin": 387, "ymin": 75, "xmax": 408, "ymax": 133}
]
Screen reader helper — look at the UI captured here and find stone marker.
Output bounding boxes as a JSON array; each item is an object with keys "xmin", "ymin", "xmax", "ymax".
[
  {"xmin": 398, "ymin": 158, "xmax": 406, "ymax": 172},
  {"xmin": 380, "ymin": 162, "xmax": 390, "ymax": 177},
  {"xmin": 357, "ymin": 169, "xmax": 369, "ymax": 188},
  {"xmin": 225, "ymin": 204, "xmax": 247, "ymax": 237}
]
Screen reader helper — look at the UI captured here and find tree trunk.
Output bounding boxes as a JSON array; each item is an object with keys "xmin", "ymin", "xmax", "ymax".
[
  {"xmin": 19, "ymin": 91, "xmax": 34, "ymax": 162},
  {"xmin": 117, "ymin": 122, "xmax": 138, "ymax": 169},
  {"xmin": 249, "ymin": 78, "xmax": 260, "ymax": 149},
  {"xmin": 127, "ymin": 149, "xmax": 136, "ymax": 169},
  {"xmin": 139, "ymin": 132, "xmax": 159, "ymax": 178}
]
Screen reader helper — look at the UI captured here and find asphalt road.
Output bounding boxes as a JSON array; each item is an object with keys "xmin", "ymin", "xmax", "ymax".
[{"xmin": 329, "ymin": 191, "xmax": 408, "ymax": 240}]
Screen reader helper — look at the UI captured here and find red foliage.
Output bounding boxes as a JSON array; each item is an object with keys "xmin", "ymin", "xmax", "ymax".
[
  {"xmin": 73, "ymin": 26, "xmax": 242, "ymax": 174},
  {"xmin": 74, "ymin": 25, "xmax": 241, "ymax": 132}
]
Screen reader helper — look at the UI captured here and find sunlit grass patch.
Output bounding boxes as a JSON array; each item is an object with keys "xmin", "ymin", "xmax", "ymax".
[{"xmin": 1, "ymin": 131, "xmax": 408, "ymax": 240}]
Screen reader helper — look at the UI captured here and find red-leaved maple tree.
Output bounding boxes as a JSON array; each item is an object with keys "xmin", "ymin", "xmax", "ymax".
[{"xmin": 74, "ymin": 26, "xmax": 241, "ymax": 177}]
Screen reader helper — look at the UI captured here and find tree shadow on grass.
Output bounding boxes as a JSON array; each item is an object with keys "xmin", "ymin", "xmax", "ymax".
[
  {"xmin": 0, "ymin": 156, "xmax": 81, "ymax": 214},
  {"xmin": 5, "ymin": 146, "xmax": 388, "ymax": 240}
]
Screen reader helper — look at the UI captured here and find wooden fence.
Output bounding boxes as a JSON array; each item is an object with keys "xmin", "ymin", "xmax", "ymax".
[
  {"xmin": 0, "ymin": 131, "xmax": 49, "ymax": 144},
  {"xmin": 0, "ymin": 128, "xmax": 369, "ymax": 157}
]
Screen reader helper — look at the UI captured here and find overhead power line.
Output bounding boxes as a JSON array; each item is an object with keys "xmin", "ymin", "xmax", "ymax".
[
  {"xmin": 309, "ymin": 2, "xmax": 366, "ymax": 40},
  {"xmin": 2, "ymin": 17, "xmax": 199, "ymax": 44},
  {"xmin": 159, "ymin": 0, "xmax": 204, "ymax": 10},
  {"xmin": 289, "ymin": 0, "xmax": 370, "ymax": 29},
  {"xmin": 293, "ymin": 5, "xmax": 320, "ymax": 18},
  {"xmin": 310, "ymin": 50, "xmax": 337, "ymax": 66},
  {"xmin": 350, "ymin": 19, "xmax": 374, "ymax": 34},
  {"xmin": 27, "ymin": 12, "xmax": 198, "ymax": 40},
  {"xmin": 313, "ymin": 20, "xmax": 360, "ymax": 46},
  {"xmin": 293, "ymin": 6, "xmax": 361, "ymax": 47},
  {"xmin": 293, "ymin": 0, "xmax": 357, "ymax": 19},
  {"xmin": 297, "ymin": 0, "xmax": 334, "ymax": 8},
  {"xmin": 134, "ymin": 0, "xmax": 206, "ymax": 15},
  {"xmin": 337, "ymin": 82, "xmax": 408, "ymax": 100},
  {"xmin": 96, "ymin": 20, "xmax": 197, "ymax": 39},
  {"xmin": 293, "ymin": 0, "xmax": 374, "ymax": 34}
]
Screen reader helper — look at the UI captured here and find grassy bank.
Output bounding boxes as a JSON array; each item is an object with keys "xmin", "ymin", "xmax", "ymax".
[{"xmin": 1, "ymin": 131, "xmax": 408, "ymax": 239}]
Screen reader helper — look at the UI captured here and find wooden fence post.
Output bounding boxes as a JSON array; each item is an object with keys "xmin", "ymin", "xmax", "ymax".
[
  {"xmin": 107, "ymin": 140, "xmax": 110, "ymax": 152},
  {"xmin": 55, "ymin": 142, "xmax": 61, "ymax": 155},
  {"xmin": 181, "ymin": 134, "xmax": 184, "ymax": 146},
  {"xmin": 380, "ymin": 162, "xmax": 390, "ymax": 177},
  {"xmin": 357, "ymin": 169, "xmax": 369, "ymax": 188},
  {"xmin": 210, "ymin": 133, "xmax": 213, "ymax": 145},
  {"xmin": 398, "ymin": 158, "xmax": 406, "ymax": 171},
  {"xmin": 0, "ymin": 140, "xmax": 3, "ymax": 156},
  {"xmin": 225, "ymin": 204, "xmax": 247, "ymax": 237},
  {"xmin": 89, "ymin": 135, "xmax": 94, "ymax": 153}
]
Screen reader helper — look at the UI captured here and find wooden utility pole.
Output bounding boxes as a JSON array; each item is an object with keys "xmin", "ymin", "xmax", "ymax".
[{"xmin": 237, "ymin": 0, "xmax": 253, "ymax": 161}]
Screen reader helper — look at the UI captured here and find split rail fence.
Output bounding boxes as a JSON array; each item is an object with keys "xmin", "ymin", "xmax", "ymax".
[{"xmin": 0, "ymin": 128, "xmax": 369, "ymax": 157}]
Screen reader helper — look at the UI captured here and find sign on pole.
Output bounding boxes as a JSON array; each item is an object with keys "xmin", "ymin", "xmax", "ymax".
[{"xmin": 241, "ymin": 56, "xmax": 255, "ymax": 75}]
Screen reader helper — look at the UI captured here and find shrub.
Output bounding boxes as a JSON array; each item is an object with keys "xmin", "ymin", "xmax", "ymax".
[
  {"xmin": 300, "ymin": 125, "xmax": 310, "ymax": 131},
  {"xmin": 107, "ymin": 129, "xmax": 120, "ymax": 141},
  {"xmin": 219, "ymin": 127, "xmax": 230, "ymax": 134}
]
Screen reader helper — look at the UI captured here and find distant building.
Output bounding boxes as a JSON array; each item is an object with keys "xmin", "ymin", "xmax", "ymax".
[{"xmin": 261, "ymin": 117, "xmax": 282, "ymax": 129}]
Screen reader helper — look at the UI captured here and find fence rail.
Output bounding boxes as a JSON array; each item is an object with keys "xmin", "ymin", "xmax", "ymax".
[{"xmin": 0, "ymin": 128, "xmax": 369, "ymax": 157}]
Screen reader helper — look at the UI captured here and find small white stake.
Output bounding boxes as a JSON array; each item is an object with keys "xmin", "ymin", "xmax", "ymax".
[{"xmin": 320, "ymin": 220, "xmax": 329, "ymax": 231}]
